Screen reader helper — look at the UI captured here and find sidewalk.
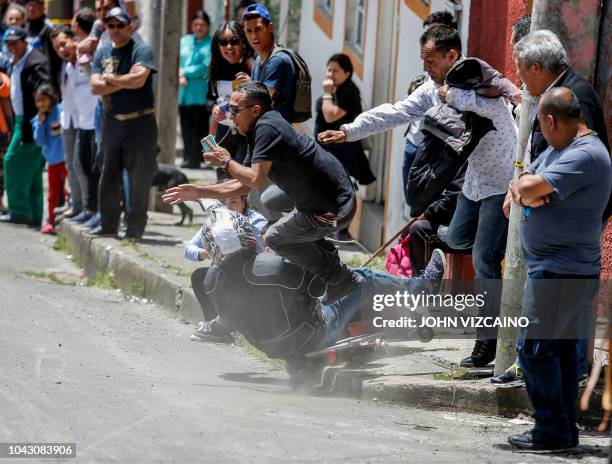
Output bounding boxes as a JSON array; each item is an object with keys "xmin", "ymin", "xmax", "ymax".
[{"xmin": 56, "ymin": 165, "xmax": 607, "ymax": 425}]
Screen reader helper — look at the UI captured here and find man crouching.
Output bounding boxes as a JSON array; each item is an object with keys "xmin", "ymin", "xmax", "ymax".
[{"xmin": 193, "ymin": 199, "xmax": 447, "ymax": 376}]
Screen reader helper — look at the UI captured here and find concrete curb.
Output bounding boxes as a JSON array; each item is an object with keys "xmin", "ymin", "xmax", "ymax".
[
  {"xmin": 58, "ymin": 222, "xmax": 606, "ymax": 424},
  {"xmin": 59, "ymin": 222, "xmax": 202, "ymax": 325},
  {"xmin": 360, "ymin": 375, "xmax": 604, "ymax": 425},
  {"xmin": 361, "ymin": 376, "xmax": 532, "ymax": 416}
]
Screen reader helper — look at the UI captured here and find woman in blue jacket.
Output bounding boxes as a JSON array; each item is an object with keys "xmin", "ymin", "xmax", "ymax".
[{"xmin": 179, "ymin": 10, "xmax": 212, "ymax": 169}]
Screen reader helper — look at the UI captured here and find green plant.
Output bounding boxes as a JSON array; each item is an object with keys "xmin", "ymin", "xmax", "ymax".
[
  {"xmin": 23, "ymin": 271, "xmax": 77, "ymax": 286},
  {"xmin": 52, "ymin": 235, "xmax": 70, "ymax": 253},
  {"xmin": 344, "ymin": 254, "xmax": 386, "ymax": 271},
  {"xmin": 85, "ymin": 272, "xmax": 117, "ymax": 289},
  {"xmin": 161, "ymin": 263, "xmax": 191, "ymax": 277},
  {"xmin": 432, "ymin": 366, "xmax": 476, "ymax": 381},
  {"xmin": 235, "ymin": 334, "xmax": 285, "ymax": 371},
  {"xmin": 128, "ymin": 281, "xmax": 145, "ymax": 297}
]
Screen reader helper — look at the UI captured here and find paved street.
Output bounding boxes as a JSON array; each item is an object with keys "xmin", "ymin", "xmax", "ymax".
[{"xmin": 0, "ymin": 224, "xmax": 608, "ymax": 463}]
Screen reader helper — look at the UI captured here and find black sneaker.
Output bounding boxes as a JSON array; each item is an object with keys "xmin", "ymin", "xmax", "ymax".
[
  {"xmin": 491, "ymin": 363, "xmax": 522, "ymax": 384},
  {"xmin": 508, "ymin": 430, "xmax": 577, "ymax": 450},
  {"xmin": 321, "ymin": 271, "xmax": 363, "ymax": 305},
  {"xmin": 460, "ymin": 339, "xmax": 496, "ymax": 367}
]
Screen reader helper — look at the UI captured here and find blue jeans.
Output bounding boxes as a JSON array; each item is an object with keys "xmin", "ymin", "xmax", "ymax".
[
  {"xmin": 446, "ymin": 193, "xmax": 508, "ymax": 340},
  {"xmin": 446, "ymin": 193, "xmax": 508, "ymax": 278},
  {"xmin": 517, "ymin": 269, "xmax": 599, "ymax": 445},
  {"xmin": 321, "ymin": 268, "xmax": 425, "ymax": 345},
  {"xmin": 514, "ymin": 339, "xmax": 588, "ymax": 378},
  {"xmin": 94, "ymin": 100, "xmax": 104, "ymax": 148}
]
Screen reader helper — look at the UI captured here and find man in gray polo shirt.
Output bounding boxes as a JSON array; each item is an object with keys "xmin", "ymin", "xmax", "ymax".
[{"xmin": 507, "ymin": 87, "xmax": 610, "ymax": 450}]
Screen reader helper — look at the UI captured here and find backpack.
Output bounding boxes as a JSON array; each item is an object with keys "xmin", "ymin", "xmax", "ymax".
[
  {"xmin": 263, "ymin": 46, "xmax": 312, "ymax": 123},
  {"xmin": 385, "ymin": 235, "xmax": 413, "ymax": 278}
]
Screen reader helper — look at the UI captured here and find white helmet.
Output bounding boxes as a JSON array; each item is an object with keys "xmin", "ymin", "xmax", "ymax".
[{"xmin": 198, "ymin": 199, "xmax": 257, "ymax": 265}]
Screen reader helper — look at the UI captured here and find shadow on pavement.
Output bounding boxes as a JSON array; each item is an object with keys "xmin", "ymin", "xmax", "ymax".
[{"xmin": 219, "ymin": 372, "xmax": 287, "ymax": 386}]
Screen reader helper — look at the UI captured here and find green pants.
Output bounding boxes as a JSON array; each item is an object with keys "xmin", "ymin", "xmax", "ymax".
[{"xmin": 3, "ymin": 116, "xmax": 44, "ymax": 223}]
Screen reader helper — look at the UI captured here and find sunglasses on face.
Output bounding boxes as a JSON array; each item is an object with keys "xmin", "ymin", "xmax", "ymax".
[
  {"xmin": 219, "ymin": 37, "xmax": 241, "ymax": 47},
  {"xmin": 107, "ymin": 23, "xmax": 127, "ymax": 30},
  {"xmin": 228, "ymin": 104, "xmax": 254, "ymax": 116}
]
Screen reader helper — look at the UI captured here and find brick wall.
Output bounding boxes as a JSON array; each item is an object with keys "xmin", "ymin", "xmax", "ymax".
[{"xmin": 467, "ymin": 0, "xmax": 529, "ymax": 83}]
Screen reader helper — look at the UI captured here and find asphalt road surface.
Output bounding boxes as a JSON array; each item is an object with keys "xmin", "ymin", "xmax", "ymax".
[{"xmin": 0, "ymin": 224, "xmax": 608, "ymax": 463}]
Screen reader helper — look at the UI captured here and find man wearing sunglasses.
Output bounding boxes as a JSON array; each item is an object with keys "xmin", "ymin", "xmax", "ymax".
[
  {"xmin": 89, "ymin": 7, "xmax": 158, "ymax": 240},
  {"xmin": 163, "ymin": 81, "xmax": 362, "ymax": 304}
]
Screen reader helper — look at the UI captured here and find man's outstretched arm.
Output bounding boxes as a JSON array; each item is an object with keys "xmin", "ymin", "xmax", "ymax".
[
  {"xmin": 318, "ymin": 78, "xmax": 437, "ymax": 144},
  {"xmin": 162, "ymin": 179, "xmax": 250, "ymax": 205}
]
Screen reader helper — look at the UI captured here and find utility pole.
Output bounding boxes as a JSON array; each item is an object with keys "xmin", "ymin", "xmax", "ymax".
[
  {"xmin": 493, "ymin": 94, "xmax": 533, "ymax": 376},
  {"xmin": 278, "ymin": 0, "xmax": 289, "ymax": 46},
  {"xmin": 494, "ymin": 0, "xmax": 604, "ymax": 375},
  {"xmin": 156, "ymin": 0, "xmax": 183, "ymax": 165},
  {"xmin": 141, "ymin": 0, "xmax": 162, "ymax": 68}
]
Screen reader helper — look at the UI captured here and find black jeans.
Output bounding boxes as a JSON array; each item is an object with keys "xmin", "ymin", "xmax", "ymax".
[
  {"xmin": 78, "ymin": 129, "xmax": 97, "ymax": 212},
  {"xmin": 407, "ymin": 218, "xmax": 452, "ymax": 275},
  {"xmin": 99, "ymin": 114, "xmax": 158, "ymax": 238},
  {"xmin": 517, "ymin": 270, "xmax": 599, "ymax": 445},
  {"xmin": 190, "ymin": 267, "xmax": 231, "ymax": 330},
  {"xmin": 264, "ymin": 199, "xmax": 356, "ymax": 284},
  {"xmin": 179, "ymin": 105, "xmax": 209, "ymax": 167}
]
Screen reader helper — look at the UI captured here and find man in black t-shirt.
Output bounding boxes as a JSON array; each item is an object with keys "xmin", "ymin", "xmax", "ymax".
[
  {"xmin": 90, "ymin": 7, "xmax": 158, "ymax": 240},
  {"xmin": 163, "ymin": 81, "xmax": 362, "ymax": 304}
]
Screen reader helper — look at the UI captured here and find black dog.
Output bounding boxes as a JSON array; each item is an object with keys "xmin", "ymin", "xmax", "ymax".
[{"xmin": 151, "ymin": 163, "xmax": 193, "ymax": 225}]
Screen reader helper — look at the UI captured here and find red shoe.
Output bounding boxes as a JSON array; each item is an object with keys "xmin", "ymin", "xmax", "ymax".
[{"xmin": 40, "ymin": 224, "xmax": 55, "ymax": 234}]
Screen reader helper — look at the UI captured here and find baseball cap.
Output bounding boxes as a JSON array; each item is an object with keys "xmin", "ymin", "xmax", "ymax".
[
  {"xmin": 242, "ymin": 3, "xmax": 272, "ymax": 22},
  {"xmin": 3, "ymin": 27, "xmax": 27, "ymax": 43},
  {"xmin": 104, "ymin": 6, "xmax": 131, "ymax": 24}
]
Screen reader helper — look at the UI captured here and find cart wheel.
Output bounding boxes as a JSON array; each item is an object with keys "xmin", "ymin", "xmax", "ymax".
[{"xmin": 417, "ymin": 327, "xmax": 434, "ymax": 343}]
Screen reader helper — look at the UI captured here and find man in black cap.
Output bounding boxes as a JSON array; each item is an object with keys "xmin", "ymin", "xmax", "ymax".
[
  {"xmin": 0, "ymin": 26, "xmax": 51, "ymax": 226},
  {"xmin": 89, "ymin": 7, "xmax": 158, "ymax": 240}
]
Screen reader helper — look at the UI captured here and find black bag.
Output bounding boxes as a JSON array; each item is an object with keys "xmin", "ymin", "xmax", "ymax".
[
  {"xmin": 406, "ymin": 109, "xmax": 495, "ymax": 216},
  {"xmin": 406, "ymin": 137, "xmax": 468, "ymax": 217}
]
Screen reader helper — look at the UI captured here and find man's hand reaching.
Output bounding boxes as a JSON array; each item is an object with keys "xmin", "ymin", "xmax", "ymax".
[
  {"xmin": 317, "ymin": 130, "xmax": 346, "ymax": 144},
  {"xmin": 161, "ymin": 184, "xmax": 202, "ymax": 205}
]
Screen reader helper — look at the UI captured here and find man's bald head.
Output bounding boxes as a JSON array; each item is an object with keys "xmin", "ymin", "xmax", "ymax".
[
  {"xmin": 538, "ymin": 87, "xmax": 582, "ymax": 124},
  {"xmin": 537, "ymin": 87, "xmax": 585, "ymax": 149}
]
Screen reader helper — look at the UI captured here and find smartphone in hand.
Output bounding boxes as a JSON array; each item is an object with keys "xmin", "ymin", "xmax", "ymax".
[{"xmin": 200, "ymin": 134, "xmax": 218, "ymax": 153}]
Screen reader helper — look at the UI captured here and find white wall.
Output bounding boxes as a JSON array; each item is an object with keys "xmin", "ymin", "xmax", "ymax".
[
  {"xmin": 384, "ymin": 2, "xmax": 428, "ymax": 240},
  {"xmin": 298, "ymin": 0, "xmax": 379, "ymax": 135}
]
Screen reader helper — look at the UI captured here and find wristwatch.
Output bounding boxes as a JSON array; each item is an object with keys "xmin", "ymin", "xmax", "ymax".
[{"xmin": 221, "ymin": 157, "xmax": 232, "ymax": 171}]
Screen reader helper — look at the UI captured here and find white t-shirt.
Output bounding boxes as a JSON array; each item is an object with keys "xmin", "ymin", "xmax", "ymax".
[{"xmin": 60, "ymin": 61, "xmax": 98, "ymax": 130}]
